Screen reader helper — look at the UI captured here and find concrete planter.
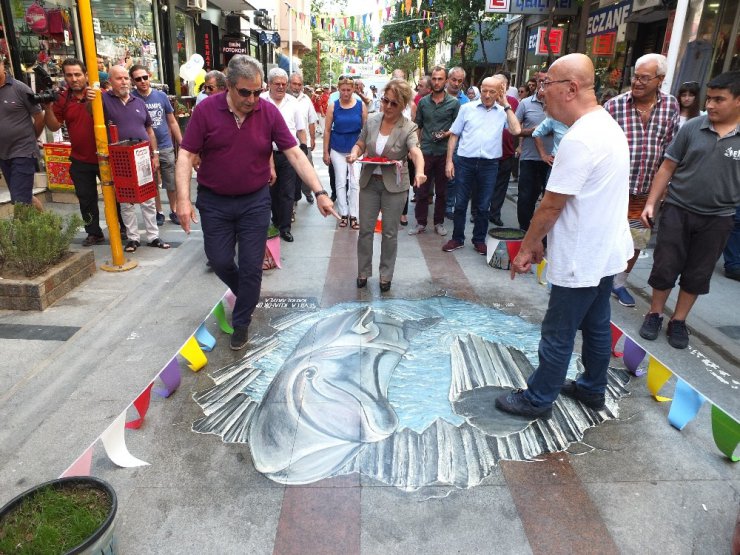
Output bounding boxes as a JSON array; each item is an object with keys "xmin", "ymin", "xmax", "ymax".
[{"xmin": 0, "ymin": 250, "xmax": 96, "ymax": 310}]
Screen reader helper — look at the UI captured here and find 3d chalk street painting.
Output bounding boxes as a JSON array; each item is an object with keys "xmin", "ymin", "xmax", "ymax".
[{"xmin": 192, "ymin": 297, "xmax": 630, "ymax": 491}]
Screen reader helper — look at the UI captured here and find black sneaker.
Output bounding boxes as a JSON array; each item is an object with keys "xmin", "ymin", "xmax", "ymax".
[
  {"xmin": 230, "ymin": 326, "xmax": 249, "ymax": 351},
  {"xmin": 639, "ymin": 312, "xmax": 663, "ymax": 341},
  {"xmin": 560, "ymin": 380, "xmax": 605, "ymax": 410},
  {"xmin": 495, "ymin": 388, "xmax": 553, "ymax": 419},
  {"xmin": 667, "ymin": 319, "xmax": 690, "ymax": 349},
  {"xmin": 156, "ymin": 212, "xmax": 165, "ymax": 226}
]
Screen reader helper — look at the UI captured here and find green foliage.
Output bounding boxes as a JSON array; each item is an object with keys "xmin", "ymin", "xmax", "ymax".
[
  {"xmin": 381, "ymin": 49, "xmax": 420, "ymax": 80},
  {"xmin": 0, "ymin": 206, "xmax": 83, "ymax": 278},
  {"xmin": 0, "ymin": 484, "xmax": 110, "ymax": 554}
]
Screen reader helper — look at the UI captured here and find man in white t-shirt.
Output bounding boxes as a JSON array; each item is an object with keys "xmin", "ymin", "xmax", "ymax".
[
  {"xmin": 260, "ymin": 68, "xmax": 306, "ymax": 242},
  {"xmin": 496, "ymin": 53, "xmax": 633, "ymax": 420}
]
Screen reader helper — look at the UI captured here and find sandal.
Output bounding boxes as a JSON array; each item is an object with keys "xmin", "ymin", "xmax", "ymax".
[
  {"xmin": 124, "ymin": 240, "xmax": 140, "ymax": 253},
  {"xmin": 350, "ymin": 217, "xmax": 359, "ymax": 230},
  {"xmin": 147, "ymin": 238, "xmax": 171, "ymax": 249},
  {"xmin": 339, "ymin": 216, "xmax": 348, "ymax": 228}
]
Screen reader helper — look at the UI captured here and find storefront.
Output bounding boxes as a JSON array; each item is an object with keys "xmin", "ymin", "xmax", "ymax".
[
  {"xmin": 521, "ymin": 17, "xmax": 573, "ymax": 79},
  {"xmin": 585, "ymin": 0, "xmax": 633, "ymax": 96}
]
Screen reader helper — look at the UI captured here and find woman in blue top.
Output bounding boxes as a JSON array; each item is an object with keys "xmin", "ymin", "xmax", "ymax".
[{"xmin": 323, "ymin": 76, "xmax": 367, "ymax": 229}]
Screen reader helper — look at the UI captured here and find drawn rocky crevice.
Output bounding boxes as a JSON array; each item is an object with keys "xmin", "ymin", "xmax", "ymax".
[{"xmin": 192, "ymin": 302, "xmax": 630, "ymax": 491}]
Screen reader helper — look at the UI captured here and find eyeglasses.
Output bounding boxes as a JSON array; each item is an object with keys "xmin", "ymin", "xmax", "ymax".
[
  {"xmin": 133, "ymin": 75, "xmax": 149, "ymax": 82},
  {"xmin": 539, "ymin": 79, "xmax": 570, "ymax": 90},
  {"xmin": 631, "ymin": 74, "xmax": 660, "ymax": 85},
  {"xmin": 681, "ymin": 81, "xmax": 699, "ymax": 87},
  {"xmin": 271, "ymin": 82, "xmax": 287, "ymax": 88},
  {"xmin": 235, "ymin": 87, "xmax": 262, "ymax": 98},
  {"xmin": 203, "ymin": 85, "xmax": 215, "ymax": 92},
  {"xmin": 381, "ymin": 97, "xmax": 400, "ymax": 108}
]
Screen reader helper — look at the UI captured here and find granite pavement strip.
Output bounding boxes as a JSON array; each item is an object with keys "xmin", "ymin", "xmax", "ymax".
[{"xmin": 0, "ymin": 157, "xmax": 737, "ymax": 553}]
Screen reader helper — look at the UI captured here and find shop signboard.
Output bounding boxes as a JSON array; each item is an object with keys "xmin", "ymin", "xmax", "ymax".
[
  {"xmin": 196, "ymin": 19, "xmax": 214, "ymax": 70},
  {"xmin": 222, "ymin": 40, "xmax": 248, "ymax": 56},
  {"xmin": 535, "ymin": 27, "xmax": 564, "ymax": 55},
  {"xmin": 586, "ymin": 0, "xmax": 632, "ymax": 38},
  {"xmin": 592, "ymin": 32, "xmax": 617, "ymax": 56},
  {"xmin": 486, "ymin": 0, "xmax": 578, "ymax": 15}
]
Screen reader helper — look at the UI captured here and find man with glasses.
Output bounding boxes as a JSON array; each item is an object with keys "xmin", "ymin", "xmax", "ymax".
[
  {"xmin": 175, "ymin": 55, "xmax": 336, "ymax": 350},
  {"xmin": 496, "ymin": 54, "xmax": 632, "ymax": 419},
  {"xmin": 605, "ymin": 53, "xmax": 679, "ymax": 308},
  {"xmin": 102, "ymin": 65, "xmax": 169, "ymax": 253},
  {"xmin": 515, "ymin": 69, "xmax": 551, "ymax": 233},
  {"xmin": 195, "ymin": 70, "xmax": 227, "ymax": 106},
  {"xmin": 260, "ymin": 68, "xmax": 307, "ymax": 241},
  {"xmin": 131, "ymin": 64, "xmax": 182, "ymax": 226}
]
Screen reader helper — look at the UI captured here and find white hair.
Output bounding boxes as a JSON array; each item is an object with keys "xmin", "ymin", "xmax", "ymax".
[
  {"xmin": 267, "ymin": 67, "xmax": 288, "ymax": 83},
  {"xmin": 635, "ymin": 54, "xmax": 668, "ymax": 76}
]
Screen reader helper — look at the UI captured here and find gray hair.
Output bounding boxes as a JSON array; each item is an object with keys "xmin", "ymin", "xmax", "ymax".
[
  {"xmin": 205, "ymin": 70, "xmax": 227, "ymax": 89},
  {"xmin": 449, "ymin": 66, "xmax": 466, "ymax": 79},
  {"xmin": 635, "ymin": 53, "xmax": 668, "ymax": 76},
  {"xmin": 226, "ymin": 55, "xmax": 263, "ymax": 87},
  {"xmin": 267, "ymin": 67, "xmax": 288, "ymax": 83},
  {"xmin": 290, "ymin": 72, "xmax": 304, "ymax": 84}
]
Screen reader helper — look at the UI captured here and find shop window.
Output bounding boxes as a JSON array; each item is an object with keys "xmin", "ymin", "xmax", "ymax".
[
  {"xmin": 92, "ymin": 0, "xmax": 158, "ymax": 80},
  {"xmin": 11, "ymin": 0, "xmax": 77, "ymax": 85}
]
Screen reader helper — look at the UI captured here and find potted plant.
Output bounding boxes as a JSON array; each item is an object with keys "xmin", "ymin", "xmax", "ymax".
[{"xmin": 0, "ymin": 476, "xmax": 118, "ymax": 554}]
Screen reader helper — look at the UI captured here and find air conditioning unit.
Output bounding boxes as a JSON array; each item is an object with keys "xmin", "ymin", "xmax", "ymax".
[{"xmin": 186, "ymin": 0, "xmax": 206, "ymax": 12}]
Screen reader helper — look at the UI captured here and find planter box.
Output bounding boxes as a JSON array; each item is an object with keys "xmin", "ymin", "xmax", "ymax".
[{"xmin": 0, "ymin": 250, "xmax": 96, "ymax": 310}]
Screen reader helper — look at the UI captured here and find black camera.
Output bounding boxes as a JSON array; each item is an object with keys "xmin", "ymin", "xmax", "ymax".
[{"xmin": 27, "ymin": 89, "xmax": 59, "ymax": 104}]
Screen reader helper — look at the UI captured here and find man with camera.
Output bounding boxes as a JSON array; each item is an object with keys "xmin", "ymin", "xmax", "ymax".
[
  {"xmin": 0, "ymin": 55, "xmax": 45, "ymax": 207},
  {"xmin": 44, "ymin": 58, "xmax": 110, "ymax": 246}
]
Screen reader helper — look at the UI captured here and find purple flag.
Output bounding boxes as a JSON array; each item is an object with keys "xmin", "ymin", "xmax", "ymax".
[
  {"xmin": 154, "ymin": 357, "xmax": 181, "ymax": 398},
  {"xmin": 623, "ymin": 337, "xmax": 647, "ymax": 377}
]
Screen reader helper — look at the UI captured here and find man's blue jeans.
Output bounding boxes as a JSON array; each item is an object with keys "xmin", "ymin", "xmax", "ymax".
[
  {"xmin": 452, "ymin": 156, "xmax": 498, "ymax": 245},
  {"xmin": 196, "ymin": 185, "xmax": 271, "ymax": 328},
  {"xmin": 723, "ymin": 205, "xmax": 740, "ymax": 272},
  {"xmin": 446, "ymin": 152, "xmax": 460, "ymax": 214},
  {"xmin": 524, "ymin": 275, "xmax": 614, "ymax": 408}
]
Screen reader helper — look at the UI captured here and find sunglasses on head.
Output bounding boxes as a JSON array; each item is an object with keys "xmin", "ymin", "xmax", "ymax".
[
  {"xmin": 236, "ymin": 87, "xmax": 262, "ymax": 98},
  {"xmin": 133, "ymin": 75, "xmax": 149, "ymax": 82},
  {"xmin": 381, "ymin": 97, "xmax": 399, "ymax": 108}
]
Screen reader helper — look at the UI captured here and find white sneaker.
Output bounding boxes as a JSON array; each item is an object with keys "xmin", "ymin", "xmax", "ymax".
[
  {"xmin": 435, "ymin": 224, "xmax": 448, "ymax": 236},
  {"xmin": 408, "ymin": 224, "xmax": 426, "ymax": 235}
]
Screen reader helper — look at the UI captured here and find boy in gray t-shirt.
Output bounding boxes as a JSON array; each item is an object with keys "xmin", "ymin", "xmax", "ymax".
[{"xmin": 638, "ymin": 70, "xmax": 740, "ymax": 349}]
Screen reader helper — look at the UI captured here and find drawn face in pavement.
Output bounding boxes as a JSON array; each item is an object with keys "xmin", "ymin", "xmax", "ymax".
[{"xmin": 193, "ymin": 298, "xmax": 629, "ymax": 492}]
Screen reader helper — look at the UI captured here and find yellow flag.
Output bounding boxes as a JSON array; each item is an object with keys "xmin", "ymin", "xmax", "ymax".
[
  {"xmin": 647, "ymin": 356, "xmax": 672, "ymax": 401},
  {"xmin": 180, "ymin": 335, "xmax": 207, "ymax": 372}
]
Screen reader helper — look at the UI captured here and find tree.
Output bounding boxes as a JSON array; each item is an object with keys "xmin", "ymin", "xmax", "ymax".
[
  {"xmin": 380, "ymin": 49, "xmax": 419, "ymax": 81},
  {"xmin": 435, "ymin": 0, "xmax": 503, "ymax": 73}
]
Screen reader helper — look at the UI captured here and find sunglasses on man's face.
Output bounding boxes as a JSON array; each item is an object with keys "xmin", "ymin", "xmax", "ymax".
[
  {"xmin": 381, "ymin": 97, "xmax": 399, "ymax": 108},
  {"xmin": 236, "ymin": 87, "xmax": 262, "ymax": 98},
  {"xmin": 203, "ymin": 85, "xmax": 215, "ymax": 91},
  {"xmin": 133, "ymin": 75, "xmax": 149, "ymax": 82}
]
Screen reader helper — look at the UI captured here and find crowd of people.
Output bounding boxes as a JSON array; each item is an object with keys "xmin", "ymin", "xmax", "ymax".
[{"xmin": 1, "ymin": 52, "xmax": 738, "ymax": 421}]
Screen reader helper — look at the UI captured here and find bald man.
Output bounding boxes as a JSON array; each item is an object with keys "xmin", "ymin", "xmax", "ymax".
[{"xmin": 496, "ymin": 54, "xmax": 633, "ymax": 419}]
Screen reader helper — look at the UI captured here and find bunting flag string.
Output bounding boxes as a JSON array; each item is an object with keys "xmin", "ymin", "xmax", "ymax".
[
  {"xmin": 646, "ymin": 356, "xmax": 673, "ymax": 402},
  {"xmin": 213, "ymin": 300, "xmax": 235, "ymax": 334},
  {"xmin": 100, "ymin": 413, "xmax": 149, "ymax": 468},
  {"xmin": 125, "ymin": 382, "xmax": 154, "ymax": 430},
  {"xmin": 667, "ymin": 378, "xmax": 707, "ymax": 431}
]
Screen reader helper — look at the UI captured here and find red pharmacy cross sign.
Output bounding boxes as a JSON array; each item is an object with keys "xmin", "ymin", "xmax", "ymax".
[
  {"xmin": 592, "ymin": 32, "xmax": 617, "ymax": 56},
  {"xmin": 536, "ymin": 27, "xmax": 563, "ymax": 55}
]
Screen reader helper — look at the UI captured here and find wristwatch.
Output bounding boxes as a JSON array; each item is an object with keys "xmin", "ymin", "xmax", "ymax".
[
  {"xmin": 314, "ymin": 190, "xmax": 329, "ymax": 198},
  {"xmin": 503, "ymin": 106, "xmax": 511, "ymax": 112}
]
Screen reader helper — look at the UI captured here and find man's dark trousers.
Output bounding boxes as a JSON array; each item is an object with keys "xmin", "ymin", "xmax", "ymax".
[
  {"xmin": 271, "ymin": 151, "xmax": 297, "ymax": 233},
  {"xmin": 517, "ymin": 160, "xmax": 550, "ymax": 231},
  {"xmin": 69, "ymin": 158, "xmax": 104, "ymax": 237},
  {"xmin": 196, "ymin": 185, "xmax": 271, "ymax": 328},
  {"xmin": 489, "ymin": 156, "xmax": 515, "ymax": 222},
  {"xmin": 452, "ymin": 156, "xmax": 498, "ymax": 245},
  {"xmin": 415, "ymin": 153, "xmax": 447, "ymax": 226}
]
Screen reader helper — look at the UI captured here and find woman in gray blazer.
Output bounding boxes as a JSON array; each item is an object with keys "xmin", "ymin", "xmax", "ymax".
[{"xmin": 347, "ymin": 79, "xmax": 426, "ymax": 292}]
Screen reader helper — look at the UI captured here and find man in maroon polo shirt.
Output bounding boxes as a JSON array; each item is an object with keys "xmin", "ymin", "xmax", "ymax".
[
  {"xmin": 175, "ymin": 55, "xmax": 337, "ymax": 351},
  {"xmin": 44, "ymin": 58, "xmax": 108, "ymax": 245}
]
